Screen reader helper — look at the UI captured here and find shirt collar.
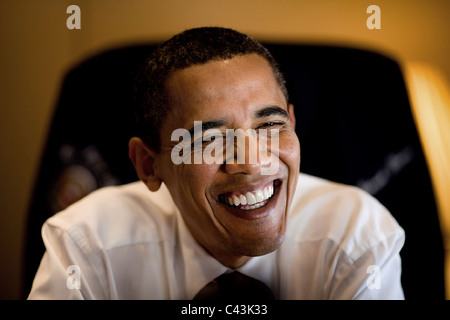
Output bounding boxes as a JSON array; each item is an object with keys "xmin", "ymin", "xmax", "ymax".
[
  {"xmin": 176, "ymin": 212, "xmax": 228, "ymax": 299},
  {"xmin": 175, "ymin": 209, "xmax": 278, "ymax": 299},
  {"xmin": 238, "ymin": 251, "xmax": 279, "ymax": 296}
]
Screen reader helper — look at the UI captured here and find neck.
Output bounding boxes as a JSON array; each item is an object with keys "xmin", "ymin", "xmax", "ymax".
[
  {"xmin": 215, "ymin": 252, "xmax": 251, "ymax": 269},
  {"xmin": 199, "ymin": 242, "xmax": 252, "ymax": 269}
]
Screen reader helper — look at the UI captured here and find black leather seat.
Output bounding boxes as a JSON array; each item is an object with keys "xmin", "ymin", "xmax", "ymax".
[{"xmin": 24, "ymin": 44, "xmax": 445, "ymax": 299}]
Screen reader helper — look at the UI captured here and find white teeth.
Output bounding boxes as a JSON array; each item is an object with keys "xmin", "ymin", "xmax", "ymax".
[
  {"xmin": 226, "ymin": 184, "xmax": 275, "ymax": 209},
  {"xmin": 255, "ymin": 190, "xmax": 264, "ymax": 203},
  {"xmin": 263, "ymin": 188, "xmax": 269, "ymax": 199},
  {"xmin": 233, "ymin": 195, "xmax": 240, "ymax": 206},
  {"xmin": 246, "ymin": 192, "xmax": 256, "ymax": 205}
]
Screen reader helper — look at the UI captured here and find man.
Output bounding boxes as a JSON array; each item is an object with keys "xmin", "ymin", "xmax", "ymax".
[{"xmin": 28, "ymin": 27, "xmax": 405, "ymax": 299}]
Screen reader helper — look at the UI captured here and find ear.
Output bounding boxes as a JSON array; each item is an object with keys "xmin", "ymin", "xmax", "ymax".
[
  {"xmin": 288, "ymin": 103, "xmax": 296, "ymax": 129},
  {"xmin": 128, "ymin": 137, "xmax": 162, "ymax": 192}
]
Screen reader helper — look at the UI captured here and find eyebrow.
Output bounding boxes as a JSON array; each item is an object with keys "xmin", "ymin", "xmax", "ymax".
[
  {"xmin": 188, "ymin": 120, "xmax": 226, "ymax": 137},
  {"xmin": 187, "ymin": 106, "xmax": 289, "ymax": 136},
  {"xmin": 255, "ymin": 106, "xmax": 289, "ymax": 119}
]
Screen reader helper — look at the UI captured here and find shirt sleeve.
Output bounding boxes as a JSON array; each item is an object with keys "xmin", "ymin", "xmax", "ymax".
[
  {"xmin": 328, "ymin": 229, "xmax": 405, "ymax": 300},
  {"xmin": 27, "ymin": 221, "xmax": 107, "ymax": 300}
]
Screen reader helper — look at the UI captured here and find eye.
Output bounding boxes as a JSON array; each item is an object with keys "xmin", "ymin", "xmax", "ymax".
[
  {"xmin": 203, "ymin": 136, "xmax": 214, "ymax": 143},
  {"xmin": 200, "ymin": 128, "xmax": 224, "ymax": 144},
  {"xmin": 203, "ymin": 134, "xmax": 218, "ymax": 142},
  {"xmin": 258, "ymin": 121, "xmax": 284, "ymax": 129},
  {"xmin": 201, "ymin": 131, "xmax": 225, "ymax": 145}
]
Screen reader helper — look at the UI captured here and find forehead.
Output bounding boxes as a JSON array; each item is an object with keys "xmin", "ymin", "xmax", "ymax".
[{"xmin": 164, "ymin": 54, "xmax": 286, "ymax": 125}]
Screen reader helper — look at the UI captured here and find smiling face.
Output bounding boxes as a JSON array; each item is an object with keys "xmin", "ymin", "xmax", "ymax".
[{"xmin": 132, "ymin": 54, "xmax": 300, "ymax": 268}]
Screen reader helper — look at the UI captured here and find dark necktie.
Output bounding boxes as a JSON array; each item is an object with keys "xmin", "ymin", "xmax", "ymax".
[{"xmin": 193, "ymin": 271, "xmax": 275, "ymax": 300}]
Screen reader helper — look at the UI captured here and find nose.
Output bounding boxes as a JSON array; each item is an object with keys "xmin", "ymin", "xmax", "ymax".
[
  {"xmin": 224, "ymin": 131, "xmax": 272, "ymax": 175},
  {"xmin": 225, "ymin": 159, "xmax": 262, "ymax": 175}
]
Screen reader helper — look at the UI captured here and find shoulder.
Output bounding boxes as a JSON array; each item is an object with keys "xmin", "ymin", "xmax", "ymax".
[
  {"xmin": 43, "ymin": 181, "xmax": 178, "ymax": 250},
  {"xmin": 286, "ymin": 173, "xmax": 404, "ymax": 259}
]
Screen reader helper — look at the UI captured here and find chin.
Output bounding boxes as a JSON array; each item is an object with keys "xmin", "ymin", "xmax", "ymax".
[{"xmin": 231, "ymin": 230, "xmax": 286, "ymax": 258}]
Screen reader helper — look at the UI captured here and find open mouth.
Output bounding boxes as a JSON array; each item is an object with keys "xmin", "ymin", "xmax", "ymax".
[{"xmin": 217, "ymin": 180, "xmax": 280, "ymax": 211}]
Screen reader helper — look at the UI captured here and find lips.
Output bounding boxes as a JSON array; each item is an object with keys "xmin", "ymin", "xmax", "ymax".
[{"xmin": 218, "ymin": 180, "xmax": 277, "ymax": 211}]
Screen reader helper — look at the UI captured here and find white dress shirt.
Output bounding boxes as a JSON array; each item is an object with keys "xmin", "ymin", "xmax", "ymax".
[{"xmin": 28, "ymin": 173, "xmax": 405, "ymax": 300}]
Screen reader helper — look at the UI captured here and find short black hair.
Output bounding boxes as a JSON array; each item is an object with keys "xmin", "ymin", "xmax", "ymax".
[{"xmin": 133, "ymin": 27, "xmax": 288, "ymax": 152}]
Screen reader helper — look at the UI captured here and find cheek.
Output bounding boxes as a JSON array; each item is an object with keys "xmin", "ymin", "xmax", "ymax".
[
  {"xmin": 278, "ymin": 131, "xmax": 301, "ymax": 171},
  {"xmin": 170, "ymin": 164, "xmax": 225, "ymax": 240},
  {"xmin": 182, "ymin": 164, "xmax": 217, "ymax": 184},
  {"xmin": 172, "ymin": 163, "xmax": 219, "ymax": 204}
]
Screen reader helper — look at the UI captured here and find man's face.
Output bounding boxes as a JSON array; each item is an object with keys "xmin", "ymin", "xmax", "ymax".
[{"xmin": 154, "ymin": 54, "xmax": 300, "ymax": 268}]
